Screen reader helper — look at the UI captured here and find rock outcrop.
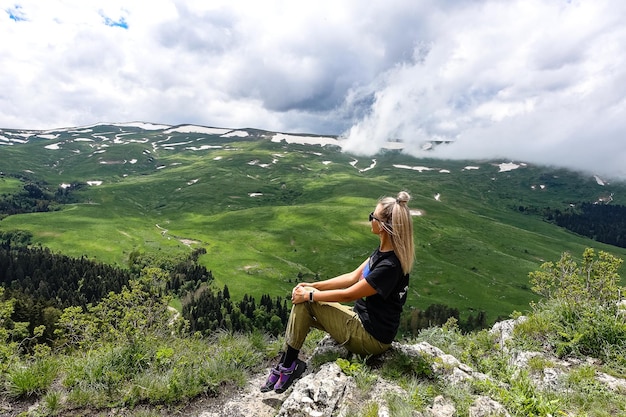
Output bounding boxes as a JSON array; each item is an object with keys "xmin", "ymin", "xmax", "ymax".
[
  {"xmin": 277, "ymin": 338, "xmax": 509, "ymax": 417},
  {"xmin": 199, "ymin": 317, "xmax": 626, "ymax": 416}
]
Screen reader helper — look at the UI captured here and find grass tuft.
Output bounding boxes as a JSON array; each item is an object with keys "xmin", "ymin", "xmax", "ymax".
[{"xmin": 6, "ymin": 357, "xmax": 58, "ymax": 398}]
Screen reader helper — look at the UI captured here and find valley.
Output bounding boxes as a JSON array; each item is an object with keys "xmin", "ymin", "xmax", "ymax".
[{"xmin": 1, "ymin": 122, "xmax": 626, "ymax": 324}]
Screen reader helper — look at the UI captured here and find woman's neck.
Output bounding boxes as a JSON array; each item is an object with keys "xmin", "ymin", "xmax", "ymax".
[{"xmin": 379, "ymin": 233, "xmax": 394, "ymax": 252}]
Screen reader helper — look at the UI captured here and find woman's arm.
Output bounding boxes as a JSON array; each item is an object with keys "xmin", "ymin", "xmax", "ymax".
[
  {"xmin": 297, "ymin": 258, "xmax": 369, "ymax": 291},
  {"xmin": 292, "ymin": 278, "xmax": 377, "ymax": 304}
]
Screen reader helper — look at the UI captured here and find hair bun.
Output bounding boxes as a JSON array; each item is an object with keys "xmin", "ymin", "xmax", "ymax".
[{"xmin": 396, "ymin": 191, "xmax": 410, "ymax": 204}]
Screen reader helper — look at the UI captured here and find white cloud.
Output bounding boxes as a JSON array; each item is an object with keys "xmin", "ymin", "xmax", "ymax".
[
  {"xmin": 1, "ymin": 0, "xmax": 626, "ymax": 178},
  {"xmin": 340, "ymin": 0, "xmax": 626, "ymax": 178}
]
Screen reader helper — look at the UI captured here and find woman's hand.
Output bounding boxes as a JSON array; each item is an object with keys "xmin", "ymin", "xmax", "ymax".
[
  {"xmin": 291, "ymin": 283, "xmax": 312, "ymax": 297},
  {"xmin": 291, "ymin": 285, "xmax": 313, "ymax": 304}
]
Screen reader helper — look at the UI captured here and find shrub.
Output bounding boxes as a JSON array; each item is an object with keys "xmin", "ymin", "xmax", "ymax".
[
  {"xmin": 380, "ymin": 350, "xmax": 434, "ymax": 385},
  {"xmin": 473, "ymin": 370, "xmax": 564, "ymax": 417},
  {"xmin": 529, "ymin": 248, "xmax": 623, "ymax": 307},
  {"xmin": 5, "ymin": 357, "xmax": 59, "ymax": 398},
  {"xmin": 336, "ymin": 357, "xmax": 377, "ymax": 391},
  {"xmin": 43, "ymin": 390, "xmax": 64, "ymax": 416},
  {"xmin": 524, "ymin": 249, "xmax": 626, "ymax": 368},
  {"xmin": 411, "ymin": 382, "xmax": 440, "ymax": 412},
  {"xmin": 562, "ymin": 365, "xmax": 626, "ymax": 416}
]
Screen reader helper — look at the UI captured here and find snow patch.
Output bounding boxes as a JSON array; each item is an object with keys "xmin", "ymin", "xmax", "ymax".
[
  {"xmin": 87, "ymin": 181, "xmax": 102, "ymax": 186},
  {"xmin": 249, "ymin": 193, "xmax": 263, "ymax": 197},
  {"xmin": 360, "ymin": 159, "xmax": 377, "ymax": 172},
  {"xmin": 222, "ymin": 130, "xmax": 249, "ymax": 138},
  {"xmin": 44, "ymin": 143, "xmax": 61, "ymax": 150},
  {"xmin": 8, "ymin": 137, "xmax": 27, "ymax": 144},
  {"xmin": 394, "ymin": 164, "xmax": 433, "ymax": 172},
  {"xmin": 164, "ymin": 125, "xmax": 230, "ymax": 135},
  {"xmin": 463, "ymin": 166, "xmax": 480, "ymax": 171},
  {"xmin": 352, "ymin": 159, "xmax": 377, "ymax": 172},
  {"xmin": 112, "ymin": 122, "xmax": 170, "ymax": 130},
  {"xmin": 594, "ymin": 175, "xmax": 606, "ymax": 186},
  {"xmin": 248, "ymin": 160, "xmax": 271, "ymax": 168},
  {"xmin": 163, "ymin": 141, "xmax": 193, "ymax": 147},
  {"xmin": 497, "ymin": 162, "xmax": 526, "ymax": 172},
  {"xmin": 596, "ymin": 193, "xmax": 614, "ymax": 204},
  {"xmin": 125, "ymin": 138, "xmax": 150, "ymax": 144},
  {"xmin": 271, "ymin": 133, "xmax": 340, "ymax": 147},
  {"xmin": 186, "ymin": 145, "xmax": 223, "ymax": 151}
]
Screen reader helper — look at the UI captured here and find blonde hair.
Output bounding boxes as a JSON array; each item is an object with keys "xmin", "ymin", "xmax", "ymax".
[{"xmin": 378, "ymin": 191, "xmax": 415, "ymax": 275}]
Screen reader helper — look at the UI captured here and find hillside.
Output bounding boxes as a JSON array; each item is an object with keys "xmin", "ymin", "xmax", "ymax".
[{"xmin": 1, "ymin": 122, "xmax": 626, "ymax": 324}]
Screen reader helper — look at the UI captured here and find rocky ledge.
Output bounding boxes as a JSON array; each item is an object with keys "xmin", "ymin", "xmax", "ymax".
[{"xmin": 199, "ymin": 317, "xmax": 626, "ymax": 417}]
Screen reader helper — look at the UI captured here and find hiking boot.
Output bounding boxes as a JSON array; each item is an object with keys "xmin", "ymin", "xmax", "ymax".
[
  {"xmin": 260, "ymin": 364, "xmax": 281, "ymax": 393},
  {"xmin": 274, "ymin": 359, "xmax": 306, "ymax": 393}
]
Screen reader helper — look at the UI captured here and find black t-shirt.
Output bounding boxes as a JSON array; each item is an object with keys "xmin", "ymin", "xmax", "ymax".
[{"xmin": 353, "ymin": 248, "xmax": 409, "ymax": 344}]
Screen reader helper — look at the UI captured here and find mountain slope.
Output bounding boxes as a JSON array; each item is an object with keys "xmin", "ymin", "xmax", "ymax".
[{"xmin": 1, "ymin": 122, "xmax": 625, "ymax": 322}]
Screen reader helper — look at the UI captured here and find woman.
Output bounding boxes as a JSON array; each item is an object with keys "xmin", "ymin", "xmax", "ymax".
[{"xmin": 261, "ymin": 191, "xmax": 415, "ymax": 393}]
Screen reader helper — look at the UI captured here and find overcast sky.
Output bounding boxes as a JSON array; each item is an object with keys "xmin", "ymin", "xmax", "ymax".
[{"xmin": 2, "ymin": 0, "xmax": 625, "ymax": 179}]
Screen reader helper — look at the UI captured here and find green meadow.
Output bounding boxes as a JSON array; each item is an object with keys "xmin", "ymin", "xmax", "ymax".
[{"xmin": 1, "ymin": 125, "xmax": 626, "ymax": 323}]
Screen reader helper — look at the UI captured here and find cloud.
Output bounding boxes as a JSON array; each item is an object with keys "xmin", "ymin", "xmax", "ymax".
[
  {"xmin": 1, "ymin": 0, "xmax": 625, "ymax": 178},
  {"xmin": 340, "ymin": 0, "xmax": 626, "ymax": 178}
]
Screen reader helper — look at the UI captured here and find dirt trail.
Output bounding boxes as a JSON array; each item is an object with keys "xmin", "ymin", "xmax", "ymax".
[{"xmin": 193, "ymin": 371, "xmax": 285, "ymax": 417}]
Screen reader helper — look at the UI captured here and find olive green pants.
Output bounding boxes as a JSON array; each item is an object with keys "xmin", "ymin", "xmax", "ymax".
[{"xmin": 284, "ymin": 296, "xmax": 391, "ymax": 357}]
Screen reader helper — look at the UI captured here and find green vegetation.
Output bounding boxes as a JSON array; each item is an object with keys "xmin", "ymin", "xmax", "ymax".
[
  {"xmin": 1, "ymin": 126, "xmax": 625, "ymax": 326},
  {"xmin": 0, "ymin": 176, "xmax": 23, "ymax": 194},
  {"xmin": 1, "ymin": 125, "xmax": 626, "ymax": 414},
  {"xmin": 0, "ymin": 272, "xmax": 286, "ymax": 415},
  {"xmin": 525, "ymin": 248, "xmax": 625, "ymax": 366},
  {"xmin": 0, "ymin": 237, "xmax": 293, "ymax": 349},
  {"xmin": 540, "ymin": 202, "xmax": 626, "ymax": 248},
  {"xmin": 0, "ymin": 248, "xmax": 625, "ymax": 416}
]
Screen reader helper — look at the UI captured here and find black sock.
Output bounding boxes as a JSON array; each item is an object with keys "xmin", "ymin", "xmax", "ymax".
[
  {"xmin": 282, "ymin": 345, "xmax": 299, "ymax": 368},
  {"xmin": 276, "ymin": 351, "xmax": 286, "ymax": 367}
]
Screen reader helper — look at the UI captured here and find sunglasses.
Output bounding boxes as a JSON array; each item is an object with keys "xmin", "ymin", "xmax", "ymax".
[{"xmin": 369, "ymin": 212, "xmax": 381, "ymax": 222}]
